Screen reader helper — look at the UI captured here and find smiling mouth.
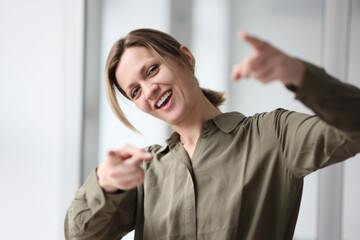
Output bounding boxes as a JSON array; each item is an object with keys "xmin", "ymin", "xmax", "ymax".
[{"xmin": 156, "ymin": 90, "xmax": 172, "ymax": 108}]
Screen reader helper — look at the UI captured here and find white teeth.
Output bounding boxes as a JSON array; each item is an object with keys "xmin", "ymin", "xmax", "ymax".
[{"xmin": 156, "ymin": 91, "xmax": 172, "ymax": 108}]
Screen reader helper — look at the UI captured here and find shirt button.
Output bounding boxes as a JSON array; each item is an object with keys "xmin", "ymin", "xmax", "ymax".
[{"xmin": 201, "ymin": 134, "xmax": 208, "ymax": 139}]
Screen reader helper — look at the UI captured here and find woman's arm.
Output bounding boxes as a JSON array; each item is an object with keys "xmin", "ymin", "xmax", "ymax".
[
  {"xmin": 231, "ymin": 30, "xmax": 360, "ymax": 134},
  {"xmin": 64, "ymin": 171, "xmax": 137, "ymax": 239},
  {"xmin": 276, "ymin": 62, "xmax": 360, "ymax": 177},
  {"xmin": 231, "ymin": 31, "xmax": 360, "ymax": 177},
  {"xmin": 64, "ymin": 145, "xmax": 152, "ymax": 239}
]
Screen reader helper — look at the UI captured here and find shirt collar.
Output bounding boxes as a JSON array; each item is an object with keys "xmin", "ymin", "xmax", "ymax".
[
  {"xmin": 212, "ymin": 111, "xmax": 246, "ymax": 133},
  {"xmin": 161, "ymin": 111, "xmax": 246, "ymax": 152}
]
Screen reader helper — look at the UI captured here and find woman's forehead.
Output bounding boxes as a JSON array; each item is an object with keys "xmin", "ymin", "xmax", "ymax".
[
  {"xmin": 119, "ymin": 46, "xmax": 155, "ymax": 69},
  {"xmin": 115, "ymin": 47, "xmax": 155, "ymax": 86}
]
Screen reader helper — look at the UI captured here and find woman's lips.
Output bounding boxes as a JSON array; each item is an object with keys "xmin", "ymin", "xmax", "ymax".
[{"xmin": 156, "ymin": 90, "xmax": 172, "ymax": 108}]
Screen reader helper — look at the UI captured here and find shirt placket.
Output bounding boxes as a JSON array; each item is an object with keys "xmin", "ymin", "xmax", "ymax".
[
  {"xmin": 178, "ymin": 145, "xmax": 198, "ymax": 240},
  {"xmin": 177, "ymin": 127, "xmax": 211, "ymax": 240}
]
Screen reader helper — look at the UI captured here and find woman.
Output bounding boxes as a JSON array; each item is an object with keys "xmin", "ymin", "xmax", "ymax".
[{"xmin": 65, "ymin": 29, "xmax": 360, "ymax": 240}]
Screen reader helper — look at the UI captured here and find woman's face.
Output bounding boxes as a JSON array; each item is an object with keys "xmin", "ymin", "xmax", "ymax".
[{"xmin": 116, "ymin": 46, "xmax": 198, "ymax": 126}]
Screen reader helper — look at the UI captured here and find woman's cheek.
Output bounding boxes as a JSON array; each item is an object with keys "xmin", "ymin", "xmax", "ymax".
[{"xmin": 136, "ymin": 98, "xmax": 152, "ymax": 113}]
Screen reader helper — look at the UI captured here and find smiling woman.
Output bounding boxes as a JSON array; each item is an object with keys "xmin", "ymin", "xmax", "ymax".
[
  {"xmin": 105, "ymin": 29, "xmax": 225, "ymax": 132},
  {"xmin": 64, "ymin": 28, "xmax": 360, "ymax": 240}
]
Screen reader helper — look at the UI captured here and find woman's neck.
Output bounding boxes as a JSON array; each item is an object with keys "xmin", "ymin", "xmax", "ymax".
[{"xmin": 170, "ymin": 96, "xmax": 221, "ymax": 158}]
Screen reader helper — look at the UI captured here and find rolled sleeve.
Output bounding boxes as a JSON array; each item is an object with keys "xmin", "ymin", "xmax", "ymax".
[
  {"xmin": 296, "ymin": 61, "xmax": 360, "ymax": 132},
  {"xmin": 65, "ymin": 170, "xmax": 137, "ymax": 240},
  {"xmin": 273, "ymin": 61, "xmax": 360, "ymax": 178}
]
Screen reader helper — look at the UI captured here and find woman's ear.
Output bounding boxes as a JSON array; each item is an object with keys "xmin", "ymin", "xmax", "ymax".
[{"xmin": 180, "ymin": 45, "xmax": 195, "ymax": 67}]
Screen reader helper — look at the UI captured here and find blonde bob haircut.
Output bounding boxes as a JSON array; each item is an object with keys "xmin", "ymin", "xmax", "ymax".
[{"xmin": 105, "ymin": 28, "xmax": 225, "ymax": 132}]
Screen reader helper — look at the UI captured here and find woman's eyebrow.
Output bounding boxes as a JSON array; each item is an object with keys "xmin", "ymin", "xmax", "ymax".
[
  {"xmin": 125, "ymin": 82, "xmax": 136, "ymax": 93},
  {"xmin": 125, "ymin": 59, "xmax": 155, "ymax": 92}
]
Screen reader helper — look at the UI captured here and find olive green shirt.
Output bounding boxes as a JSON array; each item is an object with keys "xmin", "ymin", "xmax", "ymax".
[{"xmin": 65, "ymin": 62, "xmax": 360, "ymax": 240}]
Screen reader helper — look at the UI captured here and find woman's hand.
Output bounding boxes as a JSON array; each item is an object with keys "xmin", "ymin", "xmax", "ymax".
[
  {"xmin": 231, "ymin": 31, "xmax": 305, "ymax": 89},
  {"xmin": 96, "ymin": 144, "xmax": 153, "ymax": 192}
]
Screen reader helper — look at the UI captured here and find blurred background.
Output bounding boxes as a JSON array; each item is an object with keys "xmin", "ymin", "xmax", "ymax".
[{"xmin": 0, "ymin": 0, "xmax": 359, "ymax": 239}]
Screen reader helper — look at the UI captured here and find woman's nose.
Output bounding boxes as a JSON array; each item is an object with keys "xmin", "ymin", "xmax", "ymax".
[{"xmin": 144, "ymin": 83, "xmax": 159, "ymax": 100}]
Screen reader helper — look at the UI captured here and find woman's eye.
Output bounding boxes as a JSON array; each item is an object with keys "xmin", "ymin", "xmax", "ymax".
[
  {"xmin": 131, "ymin": 87, "xmax": 140, "ymax": 99},
  {"xmin": 147, "ymin": 64, "xmax": 159, "ymax": 77}
]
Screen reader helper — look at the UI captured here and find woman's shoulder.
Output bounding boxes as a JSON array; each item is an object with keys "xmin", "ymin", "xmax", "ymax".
[
  {"xmin": 234, "ymin": 108, "xmax": 309, "ymax": 120},
  {"xmin": 223, "ymin": 109, "xmax": 312, "ymax": 133}
]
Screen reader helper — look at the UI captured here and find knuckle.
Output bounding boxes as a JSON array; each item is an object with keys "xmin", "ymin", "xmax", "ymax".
[
  {"xmin": 116, "ymin": 177, "xmax": 128, "ymax": 188},
  {"xmin": 108, "ymin": 168, "xmax": 117, "ymax": 178},
  {"xmin": 253, "ymin": 61, "xmax": 264, "ymax": 71}
]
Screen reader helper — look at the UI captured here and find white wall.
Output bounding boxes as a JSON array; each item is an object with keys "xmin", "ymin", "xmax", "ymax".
[
  {"xmin": 192, "ymin": 0, "xmax": 230, "ymax": 112},
  {"xmin": 0, "ymin": 0, "xmax": 83, "ymax": 239}
]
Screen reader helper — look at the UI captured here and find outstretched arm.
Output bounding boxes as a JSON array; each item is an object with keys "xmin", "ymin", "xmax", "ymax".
[
  {"xmin": 231, "ymin": 31, "xmax": 360, "ymax": 177},
  {"xmin": 231, "ymin": 30, "xmax": 360, "ymax": 132}
]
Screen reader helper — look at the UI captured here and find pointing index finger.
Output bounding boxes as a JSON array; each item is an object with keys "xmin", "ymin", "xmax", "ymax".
[
  {"xmin": 238, "ymin": 30, "xmax": 267, "ymax": 51},
  {"xmin": 118, "ymin": 144, "xmax": 153, "ymax": 164},
  {"xmin": 125, "ymin": 152, "xmax": 153, "ymax": 166},
  {"xmin": 107, "ymin": 145, "xmax": 153, "ymax": 165}
]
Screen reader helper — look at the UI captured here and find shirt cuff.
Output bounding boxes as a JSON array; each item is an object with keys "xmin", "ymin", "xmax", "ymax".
[{"xmin": 82, "ymin": 170, "xmax": 136, "ymax": 216}]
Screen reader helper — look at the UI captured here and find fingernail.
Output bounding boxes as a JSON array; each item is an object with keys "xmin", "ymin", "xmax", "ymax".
[
  {"xmin": 108, "ymin": 150, "xmax": 115, "ymax": 156},
  {"xmin": 231, "ymin": 72, "xmax": 240, "ymax": 81}
]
